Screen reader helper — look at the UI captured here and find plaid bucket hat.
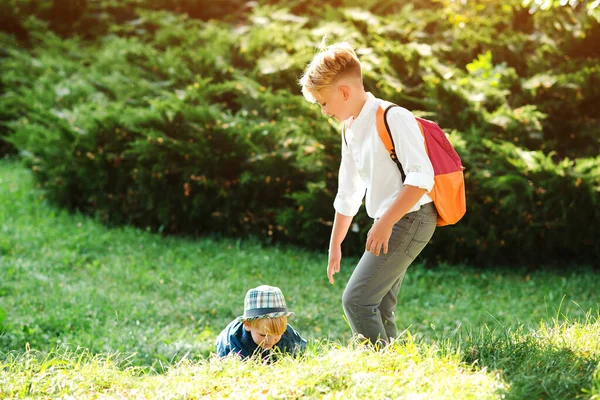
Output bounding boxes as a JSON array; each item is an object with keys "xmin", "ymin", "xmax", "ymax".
[{"xmin": 237, "ymin": 285, "xmax": 295, "ymax": 321}]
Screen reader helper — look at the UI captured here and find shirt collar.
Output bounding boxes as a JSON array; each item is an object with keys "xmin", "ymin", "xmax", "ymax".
[{"xmin": 344, "ymin": 92, "xmax": 379, "ymax": 135}]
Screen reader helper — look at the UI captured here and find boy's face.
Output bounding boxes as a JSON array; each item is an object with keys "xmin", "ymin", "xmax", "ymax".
[
  {"xmin": 315, "ymin": 85, "xmax": 350, "ymax": 122},
  {"xmin": 243, "ymin": 321, "xmax": 284, "ymax": 350}
]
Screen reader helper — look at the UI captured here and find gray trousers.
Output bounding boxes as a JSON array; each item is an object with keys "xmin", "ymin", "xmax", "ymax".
[{"xmin": 342, "ymin": 203, "xmax": 437, "ymax": 344}]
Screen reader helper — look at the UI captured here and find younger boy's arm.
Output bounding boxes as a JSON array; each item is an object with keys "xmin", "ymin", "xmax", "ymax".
[
  {"xmin": 289, "ymin": 325, "xmax": 308, "ymax": 354},
  {"xmin": 278, "ymin": 325, "xmax": 307, "ymax": 357},
  {"xmin": 215, "ymin": 322, "xmax": 251, "ymax": 359}
]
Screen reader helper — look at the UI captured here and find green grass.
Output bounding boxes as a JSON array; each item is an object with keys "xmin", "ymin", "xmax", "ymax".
[{"xmin": 1, "ymin": 159, "xmax": 599, "ymax": 399}]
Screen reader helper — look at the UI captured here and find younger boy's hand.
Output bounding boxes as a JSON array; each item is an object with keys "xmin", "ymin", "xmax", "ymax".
[
  {"xmin": 327, "ymin": 245, "xmax": 342, "ymax": 284},
  {"xmin": 366, "ymin": 219, "xmax": 393, "ymax": 256}
]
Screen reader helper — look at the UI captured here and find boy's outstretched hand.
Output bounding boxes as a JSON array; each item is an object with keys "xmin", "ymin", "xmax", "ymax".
[
  {"xmin": 366, "ymin": 219, "xmax": 393, "ymax": 256},
  {"xmin": 327, "ymin": 245, "xmax": 342, "ymax": 284}
]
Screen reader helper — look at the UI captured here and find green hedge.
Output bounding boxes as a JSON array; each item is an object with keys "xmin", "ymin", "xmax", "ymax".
[
  {"xmin": 0, "ymin": 0, "xmax": 251, "ymax": 42},
  {"xmin": 0, "ymin": 33, "xmax": 19, "ymax": 157},
  {"xmin": 434, "ymin": 131, "xmax": 600, "ymax": 265},
  {"xmin": 2, "ymin": 2, "xmax": 599, "ymax": 266}
]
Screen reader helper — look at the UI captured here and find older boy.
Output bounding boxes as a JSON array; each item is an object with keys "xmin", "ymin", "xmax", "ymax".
[
  {"xmin": 215, "ymin": 285, "xmax": 306, "ymax": 359},
  {"xmin": 299, "ymin": 42, "xmax": 438, "ymax": 346}
]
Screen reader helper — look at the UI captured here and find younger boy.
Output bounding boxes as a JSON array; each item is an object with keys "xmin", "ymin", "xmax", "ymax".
[{"xmin": 215, "ymin": 285, "xmax": 306, "ymax": 360}]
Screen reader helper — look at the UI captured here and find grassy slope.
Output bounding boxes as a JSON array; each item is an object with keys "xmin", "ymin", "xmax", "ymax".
[{"xmin": 0, "ymin": 159, "xmax": 599, "ymax": 399}]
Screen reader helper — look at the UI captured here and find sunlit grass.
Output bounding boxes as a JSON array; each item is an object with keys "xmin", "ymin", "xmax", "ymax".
[
  {"xmin": 1, "ymin": 159, "xmax": 599, "ymax": 398},
  {"xmin": 1, "ymin": 315, "xmax": 598, "ymax": 399},
  {"xmin": 0, "ymin": 339, "xmax": 507, "ymax": 399}
]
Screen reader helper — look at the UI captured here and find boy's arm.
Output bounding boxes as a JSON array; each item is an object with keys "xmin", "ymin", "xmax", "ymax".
[
  {"xmin": 387, "ymin": 107, "xmax": 435, "ymax": 193},
  {"xmin": 333, "ymin": 146, "xmax": 366, "ymax": 218},
  {"xmin": 215, "ymin": 322, "xmax": 250, "ymax": 359},
  {"xmin": 366, "ymin": 108, "xmax": 434, "ymax": 256},
  {"xmin": 328, "ymin": 211, "xmax": 353, "ymax": 284},
  {"xmin": 366, "ymin": 185, "xmax": 426, "ymax": 255},
  {"xmin": 329, "ymin": 134, "xmax": 366, "ymax": 283},
  {"xmin": 284, "ymin": 325, "xmax": 308, "ymax": 356}
]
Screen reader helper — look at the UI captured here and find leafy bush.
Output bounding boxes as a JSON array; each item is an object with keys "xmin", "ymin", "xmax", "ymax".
[
  {"xmin": 0, "ymin": 0, "xmax": 251, "ymax": 42},
  {"xmin": 0, "ymin": 33, "xmax": 21, "ymax": 157},
  {"xmin": 518, "ymin": 64, "xmax": 600, "ymax": 158},
  {"xmin": 2, "ymin": 3, "xmax": 599, "ymax": 266},
  {"xmin": 3, "ymin": 22, "xmax": 335, "ymax": 244},
  {"xmin": 426, "ymin": 131, "xmax": 600, "ymax": 266},
  {"xmin": 0, "ymin": 135, "xmax": 14, "ymax": 158}
]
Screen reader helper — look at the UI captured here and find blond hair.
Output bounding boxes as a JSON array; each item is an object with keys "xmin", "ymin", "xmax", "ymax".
[
  {"xmin": 299, "ymin": 42, "xmax": 362, "ymax": 103},
  {"xmin": 246, "ymin": 316, "xmax": 288, "ymax": 335}
]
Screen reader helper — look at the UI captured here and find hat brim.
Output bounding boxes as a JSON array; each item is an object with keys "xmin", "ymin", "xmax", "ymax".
[{"xmin": 237, "ymin": 311, "xmax": 295, "ymax": 322}]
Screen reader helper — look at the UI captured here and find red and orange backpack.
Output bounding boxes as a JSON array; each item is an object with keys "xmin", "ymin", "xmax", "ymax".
[{"xmin": 375, "ymin": 102, "xmax": 466, "ymax": 226}]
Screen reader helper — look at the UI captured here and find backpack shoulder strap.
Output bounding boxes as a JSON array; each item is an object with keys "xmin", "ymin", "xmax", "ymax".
[{"xmin": 376, "ymin": 101, "xmax": 406, "ymax": 182}]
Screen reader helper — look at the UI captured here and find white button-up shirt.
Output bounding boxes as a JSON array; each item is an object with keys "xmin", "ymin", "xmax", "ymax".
[{"xmin": 333, "ymin": 93, "xmax": 434, "ymax": 219}]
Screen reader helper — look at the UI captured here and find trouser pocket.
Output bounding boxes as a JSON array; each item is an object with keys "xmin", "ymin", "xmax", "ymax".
[{"xmin": 404, "ymin": 204, "xmax": 437, "ymax": 259}]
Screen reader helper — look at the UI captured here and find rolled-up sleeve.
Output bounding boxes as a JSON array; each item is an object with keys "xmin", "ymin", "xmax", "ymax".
[
  {"xmin": 333, "ymin": 138, "xmax": 367, "ymax": 217},
  {"xmin": 387, "ymin": 108, "xmax": 435, "ymax": 192}
]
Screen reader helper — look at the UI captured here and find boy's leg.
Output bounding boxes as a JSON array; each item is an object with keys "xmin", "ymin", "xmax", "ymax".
[
  {"xmin": 380, "ymin": 276, "xmax": 403, "ymax": 339},
  {"xmin": 342, "ymin": 203, "xmax": 437, "ymax": 344}
]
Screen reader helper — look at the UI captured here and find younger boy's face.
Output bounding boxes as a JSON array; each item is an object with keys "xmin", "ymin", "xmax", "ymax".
[
  {"xmin": 315, "ymin": 85, "xmax": 350, "ymax": 122},
  {"xmin": 243, "ymin": 322, "xmax": 284, "ymax": 350}
]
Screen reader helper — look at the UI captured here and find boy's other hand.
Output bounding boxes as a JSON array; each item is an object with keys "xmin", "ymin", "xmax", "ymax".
[
  {"xmin": 366, "ymin": 220, "xmax": 393, "ymax": 256},
  {"xmin": 327, "ymin": 245, "xmax": 342, "ymax": 284}
]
